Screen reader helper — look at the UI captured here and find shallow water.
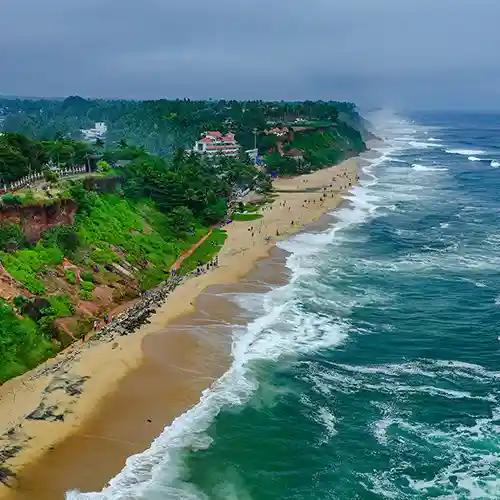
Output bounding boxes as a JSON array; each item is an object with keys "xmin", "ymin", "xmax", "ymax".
[{"xmin": 70, "ymin": 111, "xmax": 500, "ymax": 499}]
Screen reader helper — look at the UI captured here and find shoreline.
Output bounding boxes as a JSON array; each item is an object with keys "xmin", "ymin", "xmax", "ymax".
[{"xmin": 0, "ymin": 158, "xmax": 359, "ymax": 499}]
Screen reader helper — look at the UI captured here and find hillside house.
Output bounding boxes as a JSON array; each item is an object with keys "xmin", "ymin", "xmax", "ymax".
[{"xmin": 193, "ymin": 131, "xmax": 240, "ymax": 157}]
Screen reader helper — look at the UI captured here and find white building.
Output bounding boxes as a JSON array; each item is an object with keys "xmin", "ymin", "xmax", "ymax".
[
  {"xmin": 193, "ymin": 131, "xmax": 240, "ymax": 157},
  {"xmin": 81, "ymin": 122, "xmax": 108, "ymax": 141}
]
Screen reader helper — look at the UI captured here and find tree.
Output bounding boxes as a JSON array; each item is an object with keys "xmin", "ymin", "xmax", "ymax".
[
  {"xmin": 169, "ymin": 206, "xmax": 195, "ymax": 235},
  {"xmin": 0, "ymin": 223, "xmax": 26, "ymax": 251},
  {"xmin": 43, "ymin": 225, "xmax": 80, "ymax": 255},
  {"xmin": 96, "ymin": 160, "xmax": 111, "ymax": 172},
  {"xmin": 0, "ymin": 144, "xmax": 28, "ymax": 182}
]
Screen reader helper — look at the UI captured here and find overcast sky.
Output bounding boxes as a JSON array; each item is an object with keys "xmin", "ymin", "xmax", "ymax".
[{"xmin": 1, "ymin": 0, "xmax": 500, "ymax": 110}]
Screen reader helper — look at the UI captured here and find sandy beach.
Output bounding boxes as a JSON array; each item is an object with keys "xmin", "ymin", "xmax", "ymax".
[{"xmin": 0, "ymin": 158, "xmax": 358, "ymax": 499}]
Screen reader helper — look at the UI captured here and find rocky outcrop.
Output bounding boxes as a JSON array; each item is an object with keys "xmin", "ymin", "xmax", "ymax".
[
  {"xmin": 0, "ymin": 199, "xmax": 77, "ymax": 243},
  {"xmin": 97, "ymin": 277, "xmax": 181, "ymax": 338}
]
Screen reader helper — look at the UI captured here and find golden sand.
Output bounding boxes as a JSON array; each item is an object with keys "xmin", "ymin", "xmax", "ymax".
[{"xmin": 0, "ymin": 159, "xmax": 358, "ymax": 499}]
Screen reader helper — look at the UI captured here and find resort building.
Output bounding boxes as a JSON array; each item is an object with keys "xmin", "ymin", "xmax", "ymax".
[
  {"xmin": 264, "ymin": 126, "xmax": 289, "ymax": 137},
  {"xmin": 81, "ymin": 122, "xmax": 108, "ymax": 141},
  {"xmin": 193, "ymin": 131, "xmax": 240, "ymax": 157}
]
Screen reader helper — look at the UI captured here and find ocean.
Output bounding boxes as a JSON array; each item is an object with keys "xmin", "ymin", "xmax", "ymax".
[{"xmin": 70, "ymin": 111, "xmax": 500, "ymax": 500}]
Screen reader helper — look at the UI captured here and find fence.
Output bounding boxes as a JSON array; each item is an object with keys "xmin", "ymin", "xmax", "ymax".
[{"xmin": 0, "ymin": 165, "xmax": 88, "ymax": 194}]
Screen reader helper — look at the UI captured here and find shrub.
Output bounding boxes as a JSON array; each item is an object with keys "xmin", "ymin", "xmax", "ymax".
[
  {"xmin": 13, "ymin": 295, "xmax": 28, "ymax": 310},
  {"xmin": 65, "ymin": 269, "xmax": 77, "ymax": 284},
  {"xmin": 43, "ymin": 225, "xmax": 80, "ymax": 255},
  {"xmin": 43, "ymin": 169, "xmax": 59, "ymax": 183},
  {"xmin": 203, "ymin": 199, "xmax": 227, "ymax": 224},
  {"xmin": 0, "ymin": 222, "xmax": 26, "ymax": 251},
  {"xmin": 80, "ymin": 280, "xmax": 94, "ymax": 292},
  {"xmin": 90, "ymin": 246, "xmax": 118, "ymax": 265},
  {"xmin": 139, "ymin": 267, "xmax": 166, "ymax": 291},
  {"xmin": 0, "ymin": 300, "xmax": 55, "ymax": 383},
  {"xmin": 1, "ymin": 193, "xmax": 22, "ymax": 206},
  {"xmin": 0, "ymin": 245, "xmax": 63, "ymax": 294},
  {"xmin": 46, "ymin": 294, "xmax": 74, "ymax": 318},
  {"xmin": 79, "ymin": 280, "xmax": 94, "ymax": 300},
  {"xmin": 96, "ymin": 160, "xmax": 111, "ymax": 173},
  {"xmin": 169, "ymin": 206, "xmax": 195, "ymax": 235},
  {"xmin": 80, "ymin": 271, "xmax": 94, "ymax": 283}
]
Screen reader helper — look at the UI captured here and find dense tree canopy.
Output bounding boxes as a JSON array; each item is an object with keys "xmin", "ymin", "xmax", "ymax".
[
  {"xmin": 0, "ymin": 132, "xmax": 91, "ymax": 183},
  {"xmin": 0, "ymin": 97, "xmax": 368, "ymax": 157},
  {"xmin": 122, "ymin": 150, "xmax": 267, "ymax": 224}
]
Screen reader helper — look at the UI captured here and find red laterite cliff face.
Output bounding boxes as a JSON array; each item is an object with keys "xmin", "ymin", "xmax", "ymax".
[{"xmin": 0, "ymin": 199, "xmax": 77, "ymax": 243}]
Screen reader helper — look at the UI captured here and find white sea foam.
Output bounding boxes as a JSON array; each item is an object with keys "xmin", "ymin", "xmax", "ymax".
[
  {"xmin": 468, "ymin": 156, "xmax": 482, "ymax": 162},
  {"xmin": 68, "ymin": 113, "xmax": 452, "ymax": 500},
  {"xmin": 446, "ymin": 148, "xmax": 486, "ymax": 156},
  {"xmin": 315, "ymin": 406, "xmax": 338, "ymax": 444},
  {"xmin": 67, "ymin": 146, "xmax": 389, "ymax": 500},
  {"xmin": 69, "ymin": 281, "xmax": 351, "ymax": 498},
  {"xmin": 411, "ymin": 163, "xmax": 448, "ymax": 172},
  {"xmin": 491, "ymin": 160, "xmax": 500, "ymax": 168},
  {"xmin": 409, "ymin": 140, "xmax": 442, "ymax": 149}
]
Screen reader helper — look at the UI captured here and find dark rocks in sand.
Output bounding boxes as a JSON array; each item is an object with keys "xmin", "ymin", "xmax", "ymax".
[
  {"xmin": 0, "ymin": 445, "xmax": 22, "ymax": 464},
  {"xmin": 0, "ymin": 466, "xmax": 16, "ymax": 487},
  {"xmin": 96, "ymin": 276, "xmax": 181, "ymax": 340},
  {"xmin": 44, "ymin": 374, "xmax": 90, "ymax": 397},
  {"xmin": 0, "ymin": 446, "xmax": 21, "ymax": 486},
  {"xmin": 26, "ymin": 402, "xmax": 65, "ymax": 422}
]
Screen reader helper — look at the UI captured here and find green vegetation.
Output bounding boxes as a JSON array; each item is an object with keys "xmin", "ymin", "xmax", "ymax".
[
  {"xmin": 290, "ymin": 123, "xmax": 365, "ymax": 166},
  {"xmin": 180, "ymin": 229, "xmax": 227, "ymax": 274},
  {"xmin": 1, "ymin": 245, "xmax": 63, "ymax": 294},
  {"xmin": 46, "ymin": 294, "xmax": 74, "ymax": 318},
  {"xmin": 265, "ymin": 124, "xmax": 365, "ymax": 176},
  {"xmin": 0, "ymin": 132, "xmax": 91, "ymax": 183},
  {"xmin": 0, "ymin": 97, "xmax": 368, "ymax": 157},
  {"xmin": 0, "ymin": 300, "xmax": 55, "ymax": 383},
  {"xmin": 231, "ymin": 212, "xmax": 263, "ymax": 221},
  {"xmin": 79, "ymin": 280, "xmax": 95, "ymax": 301},
  {"xmin": 0, "ymin": 222, "xmax": 26, "ymax": 251},
  {"xmin": 122, "ymin": 151, "xmax": 267, "ymax": 224},
  {"xmin": 43, "ymin": 225, "xmax": 80, "ymax": 256},
  {"xmin": 64, "ymin": 269, "xmax": 77, "ymax": 285},
  {"xmin": 0, "ymin": 97, "xmax": 369, "ymax": 384}
]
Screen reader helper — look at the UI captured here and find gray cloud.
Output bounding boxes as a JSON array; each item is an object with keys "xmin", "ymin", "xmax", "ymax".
[{"xmin": 1, "ymin": 0, "xmax": 500, "ymax": 109}]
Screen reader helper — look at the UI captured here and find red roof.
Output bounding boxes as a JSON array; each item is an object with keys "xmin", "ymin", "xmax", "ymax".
[{"xmin": 206, "ymin": 144, "xmax": 239, "ymax": 150}]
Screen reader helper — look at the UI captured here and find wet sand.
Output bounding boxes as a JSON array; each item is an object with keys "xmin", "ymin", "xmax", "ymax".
[
  {"xmin": 0, "ymin": 159, "xmax": 358, "ymax": 499},
  {"xmin": 11, "ymin": 250, "xmax": 290, "ymax": 499}
]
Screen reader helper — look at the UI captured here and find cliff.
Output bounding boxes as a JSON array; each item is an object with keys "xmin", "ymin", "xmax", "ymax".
[{"xmin": 0, "ymin": 200, "xmax": 77, "ymax": 243}]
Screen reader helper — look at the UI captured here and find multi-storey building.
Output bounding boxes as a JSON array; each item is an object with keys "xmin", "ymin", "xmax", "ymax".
[{"xmin": 193, "ymin": 131, "xmax": 240, "ymax": 157}]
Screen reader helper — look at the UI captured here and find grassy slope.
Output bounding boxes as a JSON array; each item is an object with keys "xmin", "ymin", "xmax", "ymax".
[
  {"xmin": 0, "ymin": 193, "xmax": 210, "ymax": 383},
  {"xmin": 180, "ymin": 229, "xmax": 227, "ymax": 274},
  {"xmin": 289, "ymin": 125, "xmax": 365, "ymax": 168}
]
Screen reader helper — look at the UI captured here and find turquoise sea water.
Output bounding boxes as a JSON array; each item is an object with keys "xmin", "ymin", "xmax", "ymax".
[{"xmin": 71, "ymin": 112, "xmax": 500, "ymax": 499}]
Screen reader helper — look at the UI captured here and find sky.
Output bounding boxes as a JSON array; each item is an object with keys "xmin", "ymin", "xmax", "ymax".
[{"xmin": 1, "ymin": 0, "xmax": 500, "ymax": 110}]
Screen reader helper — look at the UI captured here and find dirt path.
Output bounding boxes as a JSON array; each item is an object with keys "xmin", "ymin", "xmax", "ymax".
[{"xmin": 170, "ymin": 230, "xmax": 213, "ymax": 272}]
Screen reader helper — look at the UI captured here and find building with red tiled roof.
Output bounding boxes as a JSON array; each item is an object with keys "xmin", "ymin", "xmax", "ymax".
[
  {"xmin": 193, "ymin": 131, "xmax": 240, "ymax": 157},
  {"xmin": 264, "ymin": 126, "xmax": 289, "ymax": 137}
]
